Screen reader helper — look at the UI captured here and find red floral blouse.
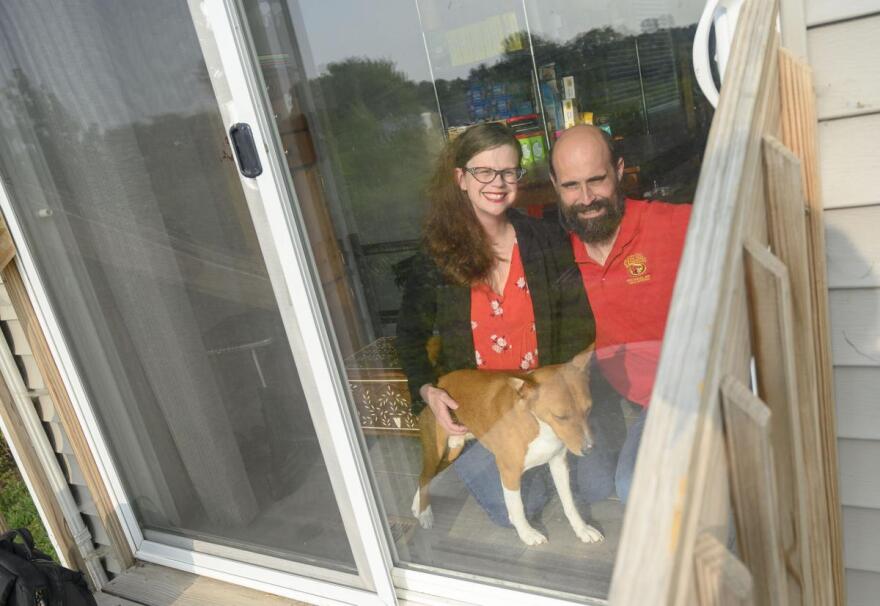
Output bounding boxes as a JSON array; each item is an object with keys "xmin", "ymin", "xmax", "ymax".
[{"xmin": 470, "ymin": 241, "xmax": 539, "ymax": 371}]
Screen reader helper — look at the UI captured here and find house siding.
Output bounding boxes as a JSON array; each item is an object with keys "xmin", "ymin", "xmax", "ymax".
[
  {"xmin": 0, "ymin": 280, "xmax": 121, "ymax": 576},
  {"xmin": 807, "ymin": 2, "xmax": 880, "ymax": 603}
]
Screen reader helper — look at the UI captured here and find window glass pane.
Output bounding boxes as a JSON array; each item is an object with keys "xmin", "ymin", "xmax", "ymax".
[
  {"xmin": 0, "ymin": 0, "xmax": 355, "ymax": 573},
  {"xmin": 244, "ymin": 0, "xmax": 706, "ymax": 599}
]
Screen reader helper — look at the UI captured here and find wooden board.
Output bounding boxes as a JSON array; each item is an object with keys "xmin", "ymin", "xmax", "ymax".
[
  {"xmin": 804, "ymin": 0, "xmax": 880, "ymax": 27},
  {"xmin": 834, "ymin": 367, "xmax": 880, "ymax": 439},
  {"xmin": 807, "ymin": 15, "xmax": 880, "ymax": 120},
  {"xmin": 817, "ymin": 113, "xmax": 880, "ymax": 209},
  {"xmin": 779, "ymin": 48, "xmax": 846, "ymax": 604},
  {"xmin": 742, "ymin": 240, "xmax": 813, "ymax": 605},
  {"xmin": 104, "ymin": 563, "xmax": 308, "ymax": 606},
  {"xmin": 0, "ymin": 349, "xmax": 82, "ymax": 569},
  {"xmin": 824, "ymin": 206, "xmax": 880, "ymax": 288},
  {"xmin": 842, "ymin": 507, "xmax": 880, "ymax": 573},
  {"xmin": 607, "ymin": 0, "xmax": 781, "ymax": 603},
  {"xmin": 838, "ymin": 439, "xmax": 880, "ymax": 509},
  {"xmin": 828, "ymin": 289, "xmax": 880, "ymax": 366},
  {"xmin": 0, "ymin": 216, "xmax": 14, "ymax": 273},
  {"xmin": 1, "ymin": 261, "xmax": 134, "ymax": 569},
  {"xmin": 719, "ymin": 377, "xmax": 787, "ymax": 606},
  {"xmin": 693, "ymin": 532, "xmax": 755, "ymax": 606}
]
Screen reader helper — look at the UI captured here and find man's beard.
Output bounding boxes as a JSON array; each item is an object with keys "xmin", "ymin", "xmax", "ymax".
[{"xmin": 560, "ymin": 190, "xmax": 626, "ymax": 244}]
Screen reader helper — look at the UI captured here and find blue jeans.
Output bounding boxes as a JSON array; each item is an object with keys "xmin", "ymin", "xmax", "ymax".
[
  {"xmin": 615, "ymin": 404, "xmax": 646, "ymax": 504},
  {"xmin": 452, "ymin": 372, "xmax": 627, "ymax": 527}
]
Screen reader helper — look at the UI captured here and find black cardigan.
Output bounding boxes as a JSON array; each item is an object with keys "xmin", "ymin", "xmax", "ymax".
[{"xmin": 396, "ymin": 209, "xmax": 595, "ymax": 414}]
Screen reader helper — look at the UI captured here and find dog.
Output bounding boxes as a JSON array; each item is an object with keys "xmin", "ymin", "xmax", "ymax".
[{"xmin": 411, "ymin": 347, "xmax": 603, "ymax": 546}]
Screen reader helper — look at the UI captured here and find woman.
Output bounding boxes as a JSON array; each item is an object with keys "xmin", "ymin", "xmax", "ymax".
[{"xmin": 396, "ymin": 123, "xmax": 608, "ymax": 527}]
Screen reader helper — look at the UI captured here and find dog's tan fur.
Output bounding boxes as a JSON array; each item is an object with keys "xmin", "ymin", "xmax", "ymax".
[{"xmin": 413, "ymin": 348, "xmax": 603, "ymax": 545}]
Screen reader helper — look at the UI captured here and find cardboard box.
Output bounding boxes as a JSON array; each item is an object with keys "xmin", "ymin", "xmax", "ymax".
[
  {"xmin": 562, "ymin": 75, "xmax": 576, "ymax": 100},
  {"xmin": 563, "ymin": 98, "xmax": 578, "ymax": 129}
]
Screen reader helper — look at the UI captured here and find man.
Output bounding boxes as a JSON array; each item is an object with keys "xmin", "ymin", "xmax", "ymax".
[{"xmin": 550, "ymin": 125, "xmax": 692, "ymax": 503}]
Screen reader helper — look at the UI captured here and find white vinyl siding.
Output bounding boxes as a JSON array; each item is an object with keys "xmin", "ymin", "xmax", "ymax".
[{"xmin": 808, "ymin": 2, "xmax": 880, "ymax": 602}]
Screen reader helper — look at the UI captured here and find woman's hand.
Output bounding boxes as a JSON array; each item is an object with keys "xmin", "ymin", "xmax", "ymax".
[{"xmin": 420, "ymin": 384, "xmax": 468, "ymax": 435}]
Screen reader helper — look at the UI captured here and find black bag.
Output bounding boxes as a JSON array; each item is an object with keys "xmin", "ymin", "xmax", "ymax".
[{"xmin": 0, "ymin": 528, "xmax": 96, "ymax": 606}]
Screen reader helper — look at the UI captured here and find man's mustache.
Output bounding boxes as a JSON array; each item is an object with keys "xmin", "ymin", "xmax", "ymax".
[{"xmin": 570, "ymin": 198, "xmax": 612, "ymax": 215}]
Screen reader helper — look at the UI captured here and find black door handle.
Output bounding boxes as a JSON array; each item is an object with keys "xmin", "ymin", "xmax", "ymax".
[{"xmin": 229, "ymin": 123, "xmax": 263, "ymax": 178}]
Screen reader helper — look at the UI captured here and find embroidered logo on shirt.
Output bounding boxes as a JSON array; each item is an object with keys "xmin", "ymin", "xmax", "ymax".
[{"xmin": 624, "ymin": 253, "xmax": 651, "ymax": 284}]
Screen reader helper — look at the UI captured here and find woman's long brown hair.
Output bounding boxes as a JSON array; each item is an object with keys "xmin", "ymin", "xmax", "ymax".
[{"xmin": 423, "ymin": 123, "xmax": 522, "ymax": 286}]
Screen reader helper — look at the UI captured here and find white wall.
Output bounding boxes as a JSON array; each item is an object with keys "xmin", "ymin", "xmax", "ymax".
[{"xmin": 807, "ymin": 2, "xmax": 880, "ymax": 603}]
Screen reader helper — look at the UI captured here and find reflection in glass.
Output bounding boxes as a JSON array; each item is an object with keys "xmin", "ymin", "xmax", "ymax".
[
  {"xmin": 0, "ymin": 0, "xmax": 354, "ymax": 572},
  {"xmin": 244, "ymin": 0, "xmax": 708, "ymax": 599}
]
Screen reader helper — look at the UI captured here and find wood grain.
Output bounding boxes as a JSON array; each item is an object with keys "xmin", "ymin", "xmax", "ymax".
[
  {"xmin": 694, "ymin": 532, "xmax": 755, "ymax": 606},
  {"xmin": 779, "ymin": 47, "xmax": 845, "ymax": 605},
  {"xmin": 104, "ymin": 563, "xmax": 308, "ymax": 606},
  {"xmin": 0, "ymin": 216, "xmax": 14, "ymax": 273},
  {"xmin": 1, "ymin": 261, "xmax": 134, "ymax": 569},
  {"xmin": 0, "ymin": 343, "xmax": 82, "ymax": 569},
  {"xmin": 762, "ymin": 136, "xmax": 835, "ymax": 604},
  {"xmin": 608, "ymin": 0, "xmax": 782, "ymax": 603},
  {"xmin": 719, "ymin": 376, "xmax": 787, "ymax": 606}
]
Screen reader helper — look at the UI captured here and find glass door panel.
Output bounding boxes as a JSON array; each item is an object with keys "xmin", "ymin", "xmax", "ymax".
[
  {"xmin": 0, "ymin": 0, "xmax": 356, "ymax": 576},
  {"xmin": 239, "ymin": 0, "xmax": 709, "ymax": 601}
]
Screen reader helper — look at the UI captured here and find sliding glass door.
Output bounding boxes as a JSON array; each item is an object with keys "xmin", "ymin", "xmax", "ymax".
[
  {"xmin": 229, "ymin": 0, "xmax": 710, "ymax": 602},
  {"xmin": 0, "ymin": 0, "xmax": 390, "ymax": 601}
]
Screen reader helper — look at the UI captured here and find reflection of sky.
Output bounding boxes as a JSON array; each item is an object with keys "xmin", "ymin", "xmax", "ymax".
[
  {"xmin": 294, "ymin": 0, "xmax": 706, "ymax": 82},
  {"xmin": 294, "ymin": 0, "xmax": 433, "ymax": 82}
]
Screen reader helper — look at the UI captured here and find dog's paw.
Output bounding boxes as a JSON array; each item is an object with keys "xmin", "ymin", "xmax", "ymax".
[
  {"xmin": 416, "ymin": 505, "xmax": 434, "ymax": 529},
  {"xmin": 410, "ymin": 490, "xmax": 434, "ymax": 528},
  {"xmin": 516, "ymin": 526, "xmax": 548, "ymax": 546},
  {"xmin": 573, "ymin": 522, "xmax": 604, "ymax": 544}
]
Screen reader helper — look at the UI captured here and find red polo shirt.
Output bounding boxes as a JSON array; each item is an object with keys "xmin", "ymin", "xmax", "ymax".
[{"xmin": 571, "ymin": 199, "xmax": 691, "ymax": 406}]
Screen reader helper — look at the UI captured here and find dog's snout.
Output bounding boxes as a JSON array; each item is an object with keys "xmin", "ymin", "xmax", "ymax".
[{"xmin": 580, "ymin": 434, "xmax": 594, "ymax": 454}]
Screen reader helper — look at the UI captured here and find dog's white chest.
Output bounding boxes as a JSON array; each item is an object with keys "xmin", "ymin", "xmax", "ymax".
[{"xmin": 523, "ymin": 420, "xmax": 566, "ymax": 470}]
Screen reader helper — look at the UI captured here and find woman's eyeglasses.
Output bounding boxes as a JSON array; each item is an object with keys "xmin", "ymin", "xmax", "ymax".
[{"xmin": 463, "ymin": 166, "xmax": 527, "ymax": 184}]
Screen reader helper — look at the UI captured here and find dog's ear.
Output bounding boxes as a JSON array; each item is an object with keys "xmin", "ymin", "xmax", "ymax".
[
  {"xmin": 569, "ymin": 344, "xmax": 595, "ymax": 371},
  {"xmin": 507, "ymin": 376, "xmax": 536, "ymax": 399}
]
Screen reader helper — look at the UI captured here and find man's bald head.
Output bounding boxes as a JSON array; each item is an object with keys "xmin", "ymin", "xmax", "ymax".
[
  {"xmin": 549, "ymin": 125, "xmax": 618, "ymax": 179},
  {"xmin": 550, "ymin": 125, "xmax": 626, "ymax": 245}
]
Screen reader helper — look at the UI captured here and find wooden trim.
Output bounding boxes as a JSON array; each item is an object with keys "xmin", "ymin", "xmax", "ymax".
[
  {"xmin": 608, "ymin": 0, "xmax": 781, "ymax": 602},
  {"xmin": 719, "ymin": 376, "xmax": 786, "ymax": 606},
  {"xmin": 0, "ymin": 348, "xmax": 82, "ymax": 568},
  {"xmin": 778, "ymin": 48, "xmax": 845, "ymax": 605},
  {"xmin": 103, "ymin": 562, "xmax": 308, "ymax": 606},
  {"xmin": 693, "ymin": 532, "xmax": 755, "ymax": 606},
  {"xmin": 0, "ymin": 216, "xmax": 14, "ymax": 273},
  {"xmin": 1, "ymin": 261, "xmax": 135, "ymax": 568}
]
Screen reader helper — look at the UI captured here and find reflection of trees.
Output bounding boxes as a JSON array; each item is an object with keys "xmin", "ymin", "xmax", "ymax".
[
  {"xmin": 429, "ymin": 25, "xmax": 712, "ymax": 201},
  {"xmin": 311, "ymin": 58, "xmax": 441, "ymax": 243}
]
